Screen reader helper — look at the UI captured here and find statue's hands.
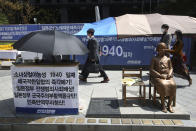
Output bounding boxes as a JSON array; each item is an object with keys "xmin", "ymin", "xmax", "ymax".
[
  {"xmin": 167, "ymin": 75, "xmax": 171, "ymax": 79},
  {"xmin": 167, "ymin": 74, "xmax": 173, "ymax": 79},
  {"xmin": 160, "ymin": 74, "xmax": 167, "ymax": 79}
]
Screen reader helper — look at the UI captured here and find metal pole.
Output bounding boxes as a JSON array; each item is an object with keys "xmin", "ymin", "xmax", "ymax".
[
  {"xmin": 150, "ymin": 0, "xmax": 152, "ymax": 13},
  {"xmin": 141, "ymin": 0, "xmax": 144, "ymax": 14},
  {"xmin": 95, "ymin": 5, "xmax": 101, "ymax": 22}
]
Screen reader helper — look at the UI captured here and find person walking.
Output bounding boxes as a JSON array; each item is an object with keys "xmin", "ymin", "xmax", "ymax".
[
  {"xmin": 80, "ymin": 28, "xmax": 109, "ymax": 83},
  {"xmin": 160, "ymin": 24, "xmax": 172, "ymax": 57},
  {"xmin": 160, "ymin": 24, "xmax": 172, "ymax": 49},
  {"xmin": 163, "ymin": 30, "xmax": 192, "ymax": 86}
]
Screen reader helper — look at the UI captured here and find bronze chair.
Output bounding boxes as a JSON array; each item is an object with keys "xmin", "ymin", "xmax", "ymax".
[{"xmin": 122, "ymin": 68, "xmax": 146, "ymax": 106}]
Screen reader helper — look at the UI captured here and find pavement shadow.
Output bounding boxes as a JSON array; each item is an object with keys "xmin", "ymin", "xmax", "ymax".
[
  {"xmin": 177, "ymin": 85, "xmax": 188, "ymax": 88},
  {"xmin": 0, "ymin": 98, "xmax": 15, "ymax": 117},
  {"xmin": 86, "ymin": 97, "xmax": 171, "ymax": 118},
  {"xmin": 86, "ymin": 98, "xmax": 121, "ymax": 118},
  {"xmin": 87, "ymin": 76, "xmax": 102, "ymax": 78}
]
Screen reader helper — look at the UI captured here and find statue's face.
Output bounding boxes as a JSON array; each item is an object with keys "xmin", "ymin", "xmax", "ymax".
[
  {"xmin": 157, "ymin": 48, "xmax": 164, "ymax": 56},
  {"xmin": 157, "ymin": 43, "xmax": 166, "ymax": 56}
]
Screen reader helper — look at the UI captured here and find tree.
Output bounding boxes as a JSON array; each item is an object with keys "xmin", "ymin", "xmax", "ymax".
[
  {"xmin": 0, "ymin": 12, "xmax": 9, "ymax": 24},
  {"xmin": 21, "ymin": 0, "xmax": 36, "ymax": 24},
  {"xmin": 0, "ymin": 0, "xmax": 36, "ymax": 24}
]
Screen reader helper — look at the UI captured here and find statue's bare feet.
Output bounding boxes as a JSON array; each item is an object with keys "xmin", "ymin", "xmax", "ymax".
[
  {"xmin": 189, "ymin": 79, "xmax": 192, "ymax": 86},
  {"xmin": 168, "ymin": 106, "xmax": 175, "ymax": 113},
  {"xmin": 162, "ymin": 106, "xmax": 167, "ymax": 113}
]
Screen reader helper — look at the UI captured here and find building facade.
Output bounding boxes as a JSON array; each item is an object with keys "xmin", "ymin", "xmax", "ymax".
[{"xmin": 30, "ymin": 0, "xmax": 168, "ymax": 23}]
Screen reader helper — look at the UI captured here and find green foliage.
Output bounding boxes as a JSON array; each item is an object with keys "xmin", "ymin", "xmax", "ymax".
[
  {"xmin": 0, "ymin": 13, "xmax": 9, "ymax": 24},
  {"xmin": 0, "ymin": 0, "xmax": 60, "ymax": 24},
  {"xmin": 0, "ymin": 0, "xmax": 35, "ymax": 24}
]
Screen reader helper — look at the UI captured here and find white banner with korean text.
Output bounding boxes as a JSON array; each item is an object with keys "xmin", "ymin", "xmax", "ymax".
[{"xmin": 11, "ymin": 65, "xmax": 78, "ymax": 115}]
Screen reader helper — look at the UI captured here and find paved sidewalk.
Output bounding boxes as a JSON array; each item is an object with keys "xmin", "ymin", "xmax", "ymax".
[
  {"xmin": 78, "ymin": 71, "xmax": 195, "ymax": 120},
  {"xmin": 0, "ymin": 70, "xmax": 195, "ymax": 121}
]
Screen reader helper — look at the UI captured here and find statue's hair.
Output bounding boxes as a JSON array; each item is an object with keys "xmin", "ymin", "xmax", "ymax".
[{"xmin": 156, "ymin": 42, "xmax": 167, "ymax": 51}]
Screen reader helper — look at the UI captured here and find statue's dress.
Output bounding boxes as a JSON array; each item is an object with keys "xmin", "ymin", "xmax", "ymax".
[{"xmin": 150, "ymin": 56, "xmax": 176, "ymax": 96}]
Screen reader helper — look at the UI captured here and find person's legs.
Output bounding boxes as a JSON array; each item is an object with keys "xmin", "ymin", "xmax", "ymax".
[
  {"xmin": 98, "ymin": 64, "xmax": 109, "ymax": 83},
  {"xmin": 80, "ymin": 59, "xmax": 89, "ymax": 76},
  {"xmin": 99, "ymin": 66, "xmax": 108, "ymax": 79},
  {"xmin": 80, "ymin": 60, "xmax": 90, "ymax": 82},
  {"xmin": 80, "ymin": 70, "xmax": 89, "ymax": 82},
  {"xmin": 176, "ymin": 64, "xmax": 192, "ymax": 85},
  {"xmin": 95, "ymin": 60, "xmax": 109, "ymax": 83},
  {"xmin": 172, "ymin": 55, "xmax": 192, "ymax": 85},
  {"xmin": 183, "ymin": 69, "xmax": 192, "ymax": 85}
]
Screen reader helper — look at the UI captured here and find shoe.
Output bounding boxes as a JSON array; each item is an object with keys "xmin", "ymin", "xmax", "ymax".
[
  {"xmin": 79, "ymin": 78, "xmax": 87, "ymax": 82},
  {"xmin": 98, "ymin": 74, "xmax": 104, "ymax": 77},
  {"xmin": 101, "ymin": 78, "xmax": 110, "ymax": 83}
]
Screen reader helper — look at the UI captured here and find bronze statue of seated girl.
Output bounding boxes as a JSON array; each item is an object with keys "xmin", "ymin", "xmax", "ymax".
[{"xmin": 150, "ymin": 42, "xmax": 176, "ymax": 113}]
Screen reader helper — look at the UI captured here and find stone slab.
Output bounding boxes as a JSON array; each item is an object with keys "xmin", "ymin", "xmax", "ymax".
[
  {"xmin": 172, "ymin": 120, "xmax": 184, "ymax": 125},
  {"xmin": 99, "ymin": 119, "xmax": 108, "ymax": 123},
  {"xmin": 33, "ymin": 118, "xmax": 45, "ymax": 123},
  {"xmin": 55, "ymin": 118, "xmax": 65, "ymax": 123},
  {"xmin": 152, "ymin": 119, "xmax": 163, "ymax": 125},
  {"xmin": 162, "ymin": 120, "xmax": 174, "ymax": 125},
  {"xmin": 142, "ymin": 119, "xmax": 153, "ymax": 125},
  {"xmin": 45, "ymin": 118, "xmax": 56, "ymax": 123},
  {"xmin": 66, "ymin": 117, "xmax": 75, "ymax": 123},
  {"xmin": 87, "ymin": 119, "xmax": 96, "ymax": 123},
  {"xmin": 111, "ymin": 118, "xmax": 121, "ymax": 124},
  {"xmin": 132, "ymin": 119, "xmax": 141, "ymax": 125},
  {"xmin": 76, "ymin": 118, "xmax": 85, "ymax": 124},
  {"xmin": 121, "ymin": 119, "xmax": 131, "ymax": 124}
]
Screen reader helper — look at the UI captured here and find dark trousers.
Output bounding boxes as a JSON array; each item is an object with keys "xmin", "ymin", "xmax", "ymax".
[{"xmin": 81, "ymin": 59, "xmax": 108, "ymax": 79}]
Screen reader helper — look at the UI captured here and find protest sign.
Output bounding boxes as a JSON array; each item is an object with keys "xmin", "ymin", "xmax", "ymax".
[{"xmin": 11, "ymin": 65, "xmax": 79, "ymax": 115}]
